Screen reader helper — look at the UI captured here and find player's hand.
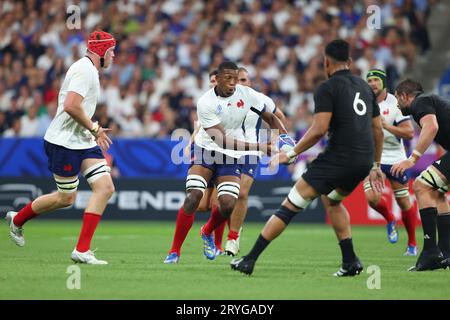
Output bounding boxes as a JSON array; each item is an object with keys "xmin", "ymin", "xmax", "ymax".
[
  {"xmin": 369, "ymin": 168, "xmax": 385, "ymax": 193},
  {"xmin": 381, "ymin": 118, "xmax": 389, "ymax": 129},
  {"xmin": 96, "ymin": 127, "xmax": 113, "ymax": 152},
  {"xmin": 391, "ymin": 159, "xmax": 414, "ymax": 177},
  {"xmin": 269, "ymin": 151, "xmax": 289, "ymax": 170}
]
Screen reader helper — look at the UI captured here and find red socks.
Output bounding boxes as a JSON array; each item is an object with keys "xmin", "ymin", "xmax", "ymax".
[
  {"xmin": 401, "ymin": 206, "xmax": 417, "ymax": 246},
  {"xmin": 374, "ymin": 195, "xmax": 395, "ymax": 223},
  {"xmin": 214, "ymin": 215, "xmax": 227, "ymax": 249},
  {"xmin": 169, "ymin": 207, "xmax": 195, "ymax": 256},
  {"xmin": 76, "ymin": 212, "xmax": 102, "ymax": 253},
  {"xmin": 202, "ymin": 205, "xmax": 227, "ymax": 236},
  {"xmin": 13, "ymin": 202, "xmax": 39, "ymax": 227},
  {"xmin": 227, "ymin": 229, "xmax": 239, "ymax": 241}
]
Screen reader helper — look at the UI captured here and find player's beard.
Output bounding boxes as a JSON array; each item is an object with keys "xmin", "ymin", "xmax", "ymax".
[{"xmin": 399, "ymin": 105, "xmax": 411, "ymax": 116}]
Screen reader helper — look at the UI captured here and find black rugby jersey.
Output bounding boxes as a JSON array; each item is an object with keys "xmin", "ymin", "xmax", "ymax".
[
  {"xmin": 313, "ymin": 69, "xmax": 380, "ymax": 165},
  {"xmin": 409, "ymin": 94, "xmax": 450, "ymax": 151}
]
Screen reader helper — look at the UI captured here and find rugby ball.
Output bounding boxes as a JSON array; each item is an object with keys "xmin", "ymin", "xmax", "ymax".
[{"xmin": 277, "ymin": 134, "xmax": 297, "ymax": 164}]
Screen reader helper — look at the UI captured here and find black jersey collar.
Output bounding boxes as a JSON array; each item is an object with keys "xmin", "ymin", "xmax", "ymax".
[{"xmin": 331, "ymin": 69, "xmax": 351, "ymax": 77}]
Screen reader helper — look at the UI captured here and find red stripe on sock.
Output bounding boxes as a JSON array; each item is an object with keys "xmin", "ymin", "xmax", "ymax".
[
  {"xmin": 374, "ymin": 196, "xmax": 395, "ymax": 223},
  {"xmin": 76, "ymin": 212, "xmax": 102, "ymax": 253},
  {"xmin": 402, "ymin": 206, "xmax": 417, "ymax": 246},
  {"xmin": 169, "ymin": 207, "xmax": 195, "ymax": 256},
  {"xmin": 13, "ymin": 202, "xmax": 38, "ymax": 227}
]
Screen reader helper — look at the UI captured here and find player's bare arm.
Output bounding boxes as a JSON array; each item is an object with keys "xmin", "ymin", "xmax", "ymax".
[
  {"xmin": 270, "ymin": 112, "xmax": 331, "ymax": 168},
  {"xmin": 205, "ymin": 123, "xmax": 273, "ymax": 156},
  {"xmin": 381, "ymin": 118, "xmax": 414, "ymax": 140},
  {"xmin": 274, "ymin": 108, "xmax": 287, "ymax": 125},
  {"xmin": 64, "ymin": 91, "xmax": 112, "ymax": 151},
  {"xmin": 391, "ymin": 114, "xmax": 439, "ymax": 176},
  {"xmin": 369, "ymin": 115, "xmax": 385, "ymax": 193},
  {"xmin": 261, "ymin": 110, "xmax": 288, "ymax": 135}
]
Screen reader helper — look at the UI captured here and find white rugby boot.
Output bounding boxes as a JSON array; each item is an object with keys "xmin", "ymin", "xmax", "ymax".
[
  {"xmin": 225, "ymin": 239, "xmax": 240, "ymax": 256},
  {"xmin": 71, "ymin": 249, "xmax": 108, "ymax": 265},
  {"xmin": 5, "ymin": 211, "xmax": 25, "ymax": 247}
]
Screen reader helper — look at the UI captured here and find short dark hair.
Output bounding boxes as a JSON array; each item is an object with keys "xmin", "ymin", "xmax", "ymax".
[
  {"xmin": 325, "ymin": 39, "xmax": 350, "ymax": 62},
  {"xmin": 218, "ymin": 61, "xmax": 238, "ymax": 73},
  {"xmin": 395, "ymin": 79, "xmax": 424, "ymax": 96},
  {"xmin": 209, "ymin": 69, "xmax": 218, "ymax": 77}
]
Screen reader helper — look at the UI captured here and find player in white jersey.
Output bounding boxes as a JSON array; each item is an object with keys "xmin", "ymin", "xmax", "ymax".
[
  {"xmin": 363, "ymin": 69, "xmax": 418, "ymax": 255},
  {"xmin": 5, "ymin": 31, "xmax": 116, "ymax": 264},
  {"xmin": 181, "ymin": 68, "xmax": 288, "ymax": 257},
  {"xmin": 223, "ymin": 67, "xmax": 287, "ymax": 256},
  {"xmin": 164, "ymin": 62, "xmax": 286, "ymax": 264}
]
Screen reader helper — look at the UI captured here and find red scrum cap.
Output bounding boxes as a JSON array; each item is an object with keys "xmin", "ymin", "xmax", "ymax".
[{"xmin": 87, "ymin": 30, "xmax": 116, "ymax": 58}]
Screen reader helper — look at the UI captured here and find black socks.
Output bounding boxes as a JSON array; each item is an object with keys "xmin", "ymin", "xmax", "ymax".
[
  {"xmin": 246, "ymin": 234, "xmax": 270, "ymax": 261},
  {"xmin": 339, "ymin": 238, "xmax": 356, "ymax": 263}
]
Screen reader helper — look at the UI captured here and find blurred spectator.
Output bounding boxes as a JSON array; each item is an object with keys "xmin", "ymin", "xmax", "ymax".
[
  {"xmin": 3, "ymin": 117, "xmax": 21, "ymax": 137},
  {"xmin": 0, "ymin": 0, "xmax": 436, "ymax": 145},
  {"xmin": 19, "ymin": 104, "xmax": 39, "ymax": 136},
  {"xmin": 0, "ymin": 111, "xmax": 8, "ymax": 135}
]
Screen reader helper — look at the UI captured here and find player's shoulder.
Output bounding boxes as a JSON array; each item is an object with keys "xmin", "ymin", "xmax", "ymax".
[
  {"xmin": 197, "ymin": 87, "xmax": 216, "ymax": 106},
  {"xmin": 68, "ymin": 57, "xmax": 94, "ymax": 77},
  {"xmin": 255, "ymin": 91, "xmax": 273, "ymax": 103},
  {"xmin": 411, "ymin": 93, "xmax": 434, "ymax": 110},
  {"xmin": 315, "ymin": 80, "xmax": 333, "ymax": 96},
  {"xmin": 235, "ymin": 84, "xmax": 259, "ymax": 98},
  {"xmin": 385, "ymin": 93, "xmax": 398, "ymax": 107}
]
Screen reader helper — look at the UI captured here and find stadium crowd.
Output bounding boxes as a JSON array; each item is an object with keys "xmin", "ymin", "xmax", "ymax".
[{"xmin": 0, "ymin": 0, "xmax": 435, "ymax": 141}]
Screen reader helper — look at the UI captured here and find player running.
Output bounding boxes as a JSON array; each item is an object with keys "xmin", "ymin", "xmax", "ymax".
[
  {"xmin": 231, "ymin": 39, "xmax": 385, "ymax": 277},
  {"xmin": 224, "ymin": 67, "xmax": 287, "ymax": 256},
  {"xmin": 164, "ymin": 61, "xmax": 286, "ymax": 264},
  {"xmin": 185, "ymin": 68, "xmax": 288, "ymax": 257},
  {"xmin": 363, "ymin": 69, "xmax": 417, "ymax": 255},
  {"xmin": 391, "ymin": 79, "xmax": 450, "ymax": 271},
  {"xmin": 5, "ymin": 31, "xmax": 116, "ymax": 265}
]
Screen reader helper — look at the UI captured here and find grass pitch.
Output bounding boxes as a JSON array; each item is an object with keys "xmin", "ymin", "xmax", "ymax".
[{"xmin": 0, "ymin": 220, "xmax": 449, "ymax": 300}]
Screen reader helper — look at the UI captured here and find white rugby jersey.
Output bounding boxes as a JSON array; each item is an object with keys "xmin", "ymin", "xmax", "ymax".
[
  {"xmin": 379, "ymin": 93, "xmax": 411, "ymax": 164},
  {"xmin": 195, "ymin": 84, "xmax": 265, "ymax": 158},
  {"xmin": 44, "ymin": 57, "xmax": 100, "ymax": 150}
]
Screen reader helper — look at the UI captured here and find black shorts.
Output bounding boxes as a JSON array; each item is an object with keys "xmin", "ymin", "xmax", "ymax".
[
  {"xmin": 302, "ymin": 154, "xmax": 371, "ymax": 195},
  {"xmin": 432, "ymin": 152, "xmax": 450, "ymax": 181}
]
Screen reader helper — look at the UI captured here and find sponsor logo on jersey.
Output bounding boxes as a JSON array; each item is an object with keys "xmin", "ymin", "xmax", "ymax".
[{"xmin": 237, "ymin": 99, "xmax": 244, "ymax": 109}]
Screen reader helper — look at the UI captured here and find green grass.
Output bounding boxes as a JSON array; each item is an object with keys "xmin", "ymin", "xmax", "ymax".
[{"xmin": 0, "ymin": 220, "xmax": 449, "ymax": 300}]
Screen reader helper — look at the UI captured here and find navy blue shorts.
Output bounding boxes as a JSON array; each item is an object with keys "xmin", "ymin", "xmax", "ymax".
[
  {"xmin": 239, "ymin": 155, "xmax": 259, "ymax": 179},
  {"xmin": 190, "ymin": 144, "xmax": 242, "ymax": 185},
  {"xmin": 381, "ymin": 164, "xmax": 409, "ymax": 185},
  {"xmin": 44, "ymin": 141, "xmax": 104, "ymax": 177}
]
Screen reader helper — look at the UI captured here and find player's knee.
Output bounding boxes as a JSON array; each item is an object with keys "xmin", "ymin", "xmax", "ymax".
[
  {"xmin": 103, "ymin": 182, "xmax": 115, "ymax": 199},
  {"xmin": 274, "ymin": 205, "xmax": 297, "ymax": 225},
  {"xmin": 183, "ymin": 191, "xmax": 202, "ymax": 214},
  {"xmin": 219, "ymin": 201, "xmax": 235, "ymax": 218},
  {"xmin": 57, "ymin": 193, "xmax": 76, "ymax": 208}
]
